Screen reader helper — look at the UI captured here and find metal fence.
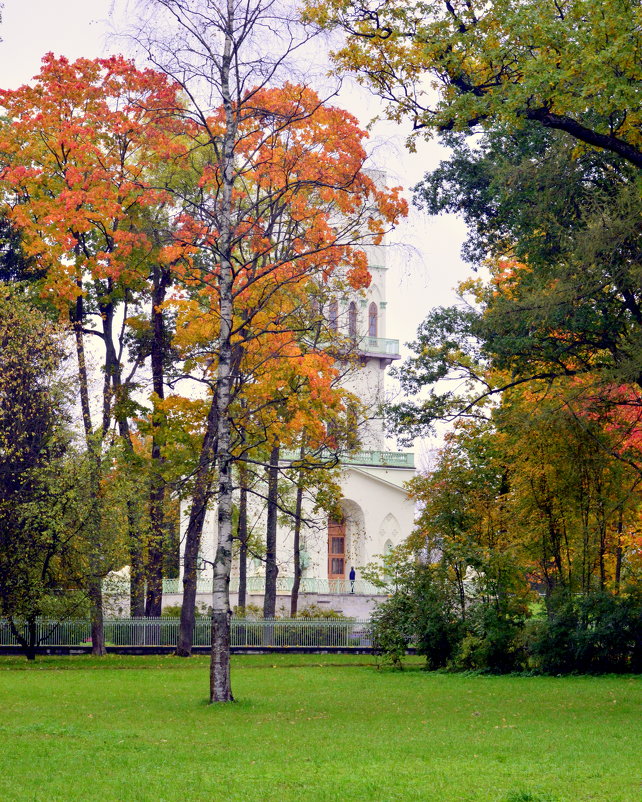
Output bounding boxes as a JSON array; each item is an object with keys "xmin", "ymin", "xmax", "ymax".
[{"xmin": 0, "ymin": 618, "xmax": 372, "ymax": 649}]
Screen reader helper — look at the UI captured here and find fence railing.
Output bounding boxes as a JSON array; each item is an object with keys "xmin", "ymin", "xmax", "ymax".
[
  {"xmin": 160, "ymin": 576, "xmax": 388, "ymax": 596},
  {"xmin": 0, "ymin": 618, "xmax": 373, "ymax": 649}
]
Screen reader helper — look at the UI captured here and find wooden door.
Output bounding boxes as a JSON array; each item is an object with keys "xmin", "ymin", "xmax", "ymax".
[{"xmin": 328, "ymin": 519, "xmax": 346, "ymax": 579}]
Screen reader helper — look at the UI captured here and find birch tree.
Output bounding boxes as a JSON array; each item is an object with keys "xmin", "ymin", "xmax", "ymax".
[{"xmin": 129, "ymin": 0, "xmax": 406, "ymax": 701}]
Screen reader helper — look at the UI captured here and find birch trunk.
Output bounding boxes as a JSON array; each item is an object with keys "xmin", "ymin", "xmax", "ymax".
[
  {"xmin": 237, "ymin": 465, "xmax": 249, "ymax": 611},
  {"xmin": 210, "ymin": 0, "xmax": 236, "ymax": 702}
]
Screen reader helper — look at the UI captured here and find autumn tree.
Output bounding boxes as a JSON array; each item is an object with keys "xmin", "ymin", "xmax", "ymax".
[
  {"xmin": 418, "ymin": 127, "xmax": 642, "ymax": 388},
  {"xmin": 497, "ymin": 383, "xmax": 642, "ymax": 596},
  {"xmin": 129, "ymin": 0, "xmax": 406, "ymax": 701},
  {"xmin": 0, "ymin": 54, "xmax": 187, "ymax": 634}
]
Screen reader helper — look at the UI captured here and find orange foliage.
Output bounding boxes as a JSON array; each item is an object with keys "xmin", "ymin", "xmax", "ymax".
[{"xmin": 0, "ymin": 53, "xmax": 185, "ymax": 308}]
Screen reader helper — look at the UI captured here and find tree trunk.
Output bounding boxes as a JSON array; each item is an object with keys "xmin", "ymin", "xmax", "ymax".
[
  {"xmin": 145, "ymin": 263, "xmax": 172, "ymax": 617},
  {"xmin": 71, "ymin": 292, "xmax": 106, "ymax": 656},
  {"xmin": 100, "ymin": 297, "xmax": 147, "ymax": 619},
  {"xmin": 88, "ymin": 578, "xmax": 106, "ymax": 656},
  {"xmin": 263, "ymin": 444, "xmax": 280, "ymax": 619},
  {"xmin": 210, "ymin": 609, "xmax": 233, "ymax": 702},
  {"xmin": 145, "ymin": 475, "xmax": 165, "ymax": 618},
  {"xmin": 26, "ymin": 617, "xmax": 37, "ymax": 662},
  {"xmin": 9, "ymin": 616, "xmax": 38, "ymax": 662},
  {"xmin": 176, "ymin": 400, "xmax": 218, "ymax": 656},
  {"xmin": 614, "ymin": 507, "xmax": 624, "ymax": 594},
  {"xmin": 210, "ymin": 3, "xmax": 237, "ymax": 702},
  {"xmin": 237, "ymin": 465, "xmax": 249, "ymax": 611},
  {"xmin": 290, "ymin": 461, "xmax": 305, "ymax": 618},
  {"xmin": 130, "ymin": 534, "xmax": 146, "ymax": 617},
  {"xmin": 117, "ymin": 427, "xmax": 146, "ymax": 616}
]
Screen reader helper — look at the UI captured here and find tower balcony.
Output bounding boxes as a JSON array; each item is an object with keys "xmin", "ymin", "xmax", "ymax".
[
  {"xmin": 342, "ymin": 449, "xmax": 414, "ymax": 468},
  {"xmin": 360, "ymin": 336, "xmax": 400, "ymax": 361},
  {"xmin": 280, "ymin": 448, "xmax": 414, "ymax": 469}
]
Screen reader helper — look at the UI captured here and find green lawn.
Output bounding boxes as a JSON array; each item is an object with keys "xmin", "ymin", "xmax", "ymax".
[{"xmin": 0, "ymin": 654, "xmax": 639, "ymax": 802}]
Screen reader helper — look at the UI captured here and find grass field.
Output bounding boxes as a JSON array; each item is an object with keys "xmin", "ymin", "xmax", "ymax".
[{"xmin": 0, "ymin": 654, "xmax": 639, "ymax": 802}]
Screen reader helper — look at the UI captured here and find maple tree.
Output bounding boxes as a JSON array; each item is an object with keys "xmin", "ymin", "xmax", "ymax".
[{"xmin": 0, "ymin": 54, "xmax": 187, "ymax": 632}]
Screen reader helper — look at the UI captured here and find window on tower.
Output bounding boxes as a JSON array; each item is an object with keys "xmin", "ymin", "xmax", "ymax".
[
  {"xmin": 348, "ymin": 301, "xmax": 357, "ymax": 340},
  {"xmin": 328, "ymin": 299, "xmax": 338, "ymax": 332},
  {"xmin": 368, "ymin": 302, "xmax": 378, "ymax": 338}
]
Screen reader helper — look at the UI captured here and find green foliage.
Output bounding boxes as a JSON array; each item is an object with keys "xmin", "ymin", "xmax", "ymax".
[
  {"xmin": 161, "ymin": 603, "xmax": 211, "ymax": 618},
  {"xmin": 370, "ymin": 593, "xmax": 416, "ymax": 668},
  {"xmin": 308, "ymin": 0, "xmax": 642, "ymax": 168},
  {"xmin": 392, "ymin": 125, "xmax": 642, "ymax": 444},
  {"xmin": 371, "ymin": 559, "xmax": 529, "ymax": 673},
  {"xmin": 232, "ymin": 604, "xmax": 263, "ymax": 619},
  {"xmin": 455, "ymin": 600, "xmax": 528, "ymax": 673},
  {"xmin": 0, "ymin": 287, "xmax": 84, "ymax": 629},
  {"xmin": 294, "ymin": 604, "xmax": 348, "ymax": 619},
  {"xmin": 525, "ymin": 589, "xmax": 642, "ymax": 674}
]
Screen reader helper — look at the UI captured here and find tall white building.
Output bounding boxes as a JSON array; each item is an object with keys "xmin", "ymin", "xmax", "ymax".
[
  {"xmin": 171, "ymin": 194, "xmax": 415, "ymax": 613},
  {"xmin": 289, "ymin": 241, "xmax": 416, "ymax": 593}
]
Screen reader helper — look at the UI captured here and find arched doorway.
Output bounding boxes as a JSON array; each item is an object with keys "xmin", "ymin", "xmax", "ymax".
[
  {"xmin": 327, "ymin": 519, "xmax": 346, "ymax": 580},
  {"xmin": 327, "ymin": 499, "xmax": 366, "ymax": 581}
]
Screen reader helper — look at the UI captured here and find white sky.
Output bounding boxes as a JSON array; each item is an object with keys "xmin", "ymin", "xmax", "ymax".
[{"xmin": 0, "ymin": 1, "xmax": 474, "ymax": 464}]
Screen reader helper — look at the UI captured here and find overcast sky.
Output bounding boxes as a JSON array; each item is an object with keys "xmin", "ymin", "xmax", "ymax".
[{"xmin": 0, "ymin": 1, "xmax": 474, "ymax": 462}]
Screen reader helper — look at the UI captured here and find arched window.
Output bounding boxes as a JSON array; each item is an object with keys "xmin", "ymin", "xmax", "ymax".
[
  {"xmin": 328, "ymin": 300, "xmax": 338, "ymax": 332},
  {"xmin": 383, "ymin": 539, "xmax": 394, "ymax": 584},
  {"xmin": 348, "ymin": 301, "xmax": 357, "ymax": 340},
  {"xmin": 368, "ymin": 302, "xmax": 378, "ymax": 338}
]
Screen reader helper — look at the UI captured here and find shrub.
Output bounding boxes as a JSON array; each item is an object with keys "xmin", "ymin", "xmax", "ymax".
[
  {"xmin": 454, "ymin": 600, "xmax": 528, "ymax": 673},
  {"xmin": 370, "ymin": 593, "xmax": 415, "ymax": 668},
  {"xmin": 295, "ymin": 604, "xmax": 348, "ymax": 620},
  {"xmin": 232, "ymin": 604, "xmax": 263, "ymax": 619},
  {"xmin": 525, "ymin": 589, "xmax": 642, "ymax": 674}
]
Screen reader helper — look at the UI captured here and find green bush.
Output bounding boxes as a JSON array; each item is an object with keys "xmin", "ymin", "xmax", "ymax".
[
  {"xmin": 370, "ymin": 594, "xmax": 416, "ymax": 668},
  {"xmin": 161, "ymin": 603, "xmax": 211, "ymax": 618},
  {"xmin": 232, "ymin": 604, "xmax": 263, "ymax": 619},
  {"xmin": 295, "ymin": 604, "xmax": 348, "ymax": 620},
  {"xmin": 454, "ymin": 600, "xmax": 528, "ymax": 673},
  {"xmin": 525, "ymin": 589, "xmax": 642, "ymax": 673}
]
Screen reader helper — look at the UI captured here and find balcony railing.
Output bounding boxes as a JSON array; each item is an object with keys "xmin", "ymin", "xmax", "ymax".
[
  {"xmin": 360, "ymin": 336, "xmax": 400, "ymax": 357},
  {"xmin": 279, "ymin": 449, "xmax": 414, "ymax": 469},
  {"xmin": 161, "ymin": 576, "xmax": 389, "ymax": 596},
  {"xmin": 343, "ymin": 450, "xmax": 414, "ymax": 468}
]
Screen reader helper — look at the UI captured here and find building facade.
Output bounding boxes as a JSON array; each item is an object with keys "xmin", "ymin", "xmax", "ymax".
[{"xmin": 170, "ymin": 205, "xmax": 415, "ymax": 615}]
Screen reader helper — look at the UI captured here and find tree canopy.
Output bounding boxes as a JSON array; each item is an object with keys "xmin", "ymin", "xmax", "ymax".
[{"xmin": 304, "ymin": 0, "xmax": 642, "ymax": 167}]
